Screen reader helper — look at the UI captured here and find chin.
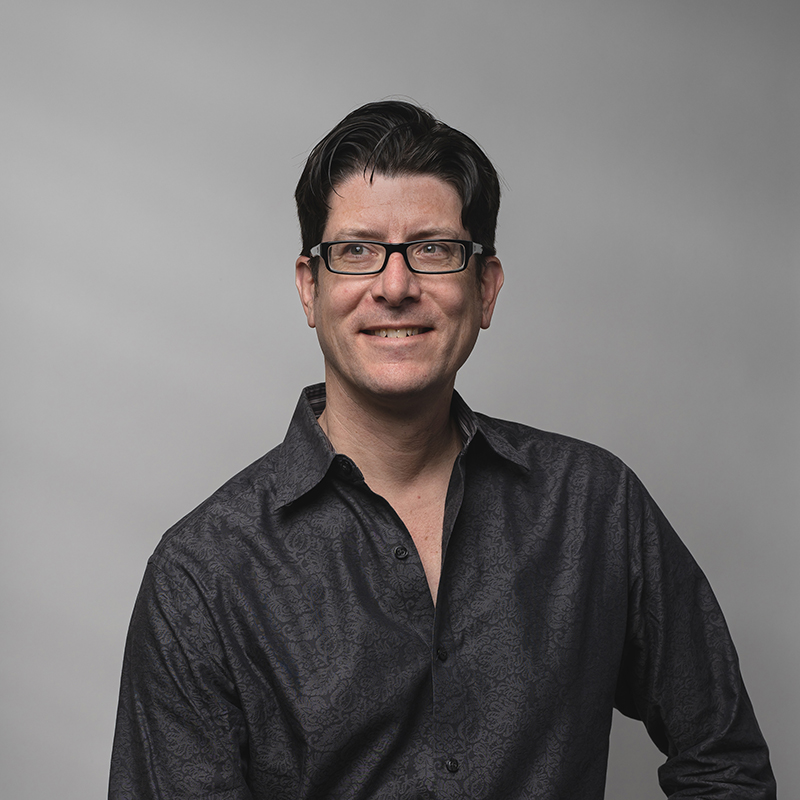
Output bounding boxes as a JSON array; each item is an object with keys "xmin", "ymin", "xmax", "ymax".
[
  {"xmin": 359, "ymin": 372, "xmax": 451, "ymax": 403},
  {"xmin": 326, "ymin": 358, "xmax": 457, "ymax": 406}
]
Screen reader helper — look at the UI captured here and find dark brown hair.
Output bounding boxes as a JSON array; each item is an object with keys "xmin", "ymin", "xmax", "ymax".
[{"xmin": 295, "ymin": 101, "xmax": 500, "ymax": 275}]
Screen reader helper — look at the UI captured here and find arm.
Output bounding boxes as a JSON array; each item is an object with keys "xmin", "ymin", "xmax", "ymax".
[
  {"xmin": 109, "ymin": 557, "xmax": 253, "ymax": 800},
  {"xmin": 614, "ymin": 475, "xmax": 776, "ymax": 798}
]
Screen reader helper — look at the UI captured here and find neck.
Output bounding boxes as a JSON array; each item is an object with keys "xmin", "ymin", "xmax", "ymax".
[{"xmin": 319, "ymin": 380, "xmax": 462, "ymax": 490}]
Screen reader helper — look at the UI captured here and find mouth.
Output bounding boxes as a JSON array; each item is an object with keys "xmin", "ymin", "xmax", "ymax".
[{"xmin": 364, "ymin": 327, "xmax": 428, "ymax": 338}]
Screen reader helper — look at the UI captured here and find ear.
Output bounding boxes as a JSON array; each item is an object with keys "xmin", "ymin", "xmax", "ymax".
[
  {"xmin": 295, "ymin": 256, "xmax": 317, "ymax": 329},
  {"xmin": 479, "ymin": 256, "xmax": 504, "ymax": 329}
]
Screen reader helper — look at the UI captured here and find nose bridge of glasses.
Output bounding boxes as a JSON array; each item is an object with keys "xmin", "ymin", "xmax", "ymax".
[{"xmin": 382, "ymin": 242, "xmax": 414, "ymax": 273}]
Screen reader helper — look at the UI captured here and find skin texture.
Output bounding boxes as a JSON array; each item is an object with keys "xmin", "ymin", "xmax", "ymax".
[{"xmin": 295, "ymin": 173, "xmax": 504, "ymax": 419}]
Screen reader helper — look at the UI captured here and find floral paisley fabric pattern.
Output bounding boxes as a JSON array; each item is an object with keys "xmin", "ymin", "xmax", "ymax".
[{"xmin": 110, "ymin": 384, "xmax": 775, "ymax": 799}]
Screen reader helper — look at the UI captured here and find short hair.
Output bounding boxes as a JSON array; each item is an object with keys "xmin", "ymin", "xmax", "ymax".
[{"xmin": 295, "ymin": 101, "xmax": 500, "ymax": 274}]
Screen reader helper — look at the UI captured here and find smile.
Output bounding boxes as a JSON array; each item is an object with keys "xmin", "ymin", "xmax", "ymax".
[{"xmin": 366, "ymin": 328, "xmax": 425, "ymax": 338}]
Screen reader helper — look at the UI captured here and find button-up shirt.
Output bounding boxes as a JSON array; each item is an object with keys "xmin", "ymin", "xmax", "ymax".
[{"xmin": 110, "ymin": 384, "xmax": 775, "ymax": 799}]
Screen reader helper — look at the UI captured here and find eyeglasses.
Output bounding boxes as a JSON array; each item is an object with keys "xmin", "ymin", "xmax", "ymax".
[{"xmin": 310, "ymin": 240, "xmax": 486, "ymax": 275}]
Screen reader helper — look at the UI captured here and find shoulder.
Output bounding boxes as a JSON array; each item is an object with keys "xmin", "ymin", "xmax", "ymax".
[
  {"xmin": 475, "ymin": 412, "xmax": 631, "ymax": 482},
  {"xmin": 148, "ymin": 441, "xmax": 287, "ymax": 575}
]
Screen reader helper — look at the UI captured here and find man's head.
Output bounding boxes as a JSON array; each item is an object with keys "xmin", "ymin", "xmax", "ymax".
[
  {"xmin": 294, "ymin": 102, "xmax": 504, "ymax": 408},
  {"xmin": 295, "ymin": 100, "xmax": 501, "ymax": 277}
]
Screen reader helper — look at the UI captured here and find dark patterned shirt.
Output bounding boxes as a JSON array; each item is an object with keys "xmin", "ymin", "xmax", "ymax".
[{"xmin": 110, "ymin": 384, "xmax": 775, "ymax": 799}]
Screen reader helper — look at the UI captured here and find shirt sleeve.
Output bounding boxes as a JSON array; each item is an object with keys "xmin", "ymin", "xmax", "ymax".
[
  {"xmin": 109, "ymin": 556, "xmax": 253, "ymax": 800},
  {"xmin": 614, "ymin": 472, "xmax": 776, "ymax": 798}
]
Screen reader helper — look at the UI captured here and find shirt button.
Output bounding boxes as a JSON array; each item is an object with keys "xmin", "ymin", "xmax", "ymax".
[
  {"xmin": 393, "ymin": 545, "xmax": 409, "ymax": 560},
  {"xmin": 436, "ymin": 646, "xmax": 448, "ymax": 662},
  {"xmin": 337, "ymin": 457, "xmax": 354, "ymax": 476},
  {"xmin": 445, "ymin": 758, "xmax": 459, "ymax": 773}
]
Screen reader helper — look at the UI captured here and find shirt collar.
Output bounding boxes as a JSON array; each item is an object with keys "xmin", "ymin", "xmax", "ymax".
[
  {"xmin": 273, "ymin": 384, "xmax": 337, "ymax": 508},
  {"xmin": 451, "ymin": 391, "xmax": 532, "ymax": 472},
  {"xmin": 273, "ymin": 384, "xmax": 529, "ymax": 508}
]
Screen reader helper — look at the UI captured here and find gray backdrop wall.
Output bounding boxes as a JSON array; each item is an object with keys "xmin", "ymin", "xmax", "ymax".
[{"xmin": 2, "ymin": 1, "xmax": 797, "ymax": 797}]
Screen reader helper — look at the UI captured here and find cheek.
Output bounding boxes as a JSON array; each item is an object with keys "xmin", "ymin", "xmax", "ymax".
[
  {"xmin": 313, "ymin": 286, "xmax": 365, "ymax": 337},
  {"xmin": 447, "ymin": 285, "xmax": 484, "ymax": 325}
]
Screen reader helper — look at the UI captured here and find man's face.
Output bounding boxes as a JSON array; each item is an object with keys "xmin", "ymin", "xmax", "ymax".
[{"xmin": 295, "ymin": 173, "xmax": 503, "ymax": 408}]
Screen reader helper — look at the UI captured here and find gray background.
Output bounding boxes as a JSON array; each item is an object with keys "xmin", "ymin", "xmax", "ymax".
[{"xmin": 2, "ymin": 1, "xmax": 797, "ymax": 797}]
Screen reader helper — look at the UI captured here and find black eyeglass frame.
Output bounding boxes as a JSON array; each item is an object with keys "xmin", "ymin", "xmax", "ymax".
[{"xmin": 309, "ymin": 239, "xmax": 487, "ymax": 275}]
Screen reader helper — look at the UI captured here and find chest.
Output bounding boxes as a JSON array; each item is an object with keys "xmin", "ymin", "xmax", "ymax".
[
  {"xmin": 385, "ymin": 489, "xmax": 447, "ymax": 602},
  {"xmin": 217, "ymin": 482, "xmax": 629, "ymax": 797}
]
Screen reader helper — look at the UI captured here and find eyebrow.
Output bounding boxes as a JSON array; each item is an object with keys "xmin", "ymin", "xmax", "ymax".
[{"xmin": 327, "ymin": 228, "xmax": 465, "ymax": 242}]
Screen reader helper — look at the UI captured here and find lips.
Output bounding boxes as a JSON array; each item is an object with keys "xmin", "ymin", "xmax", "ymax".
[{"xmin": 365, "ymin": 327, "xmax": 425, "ymax": 338}]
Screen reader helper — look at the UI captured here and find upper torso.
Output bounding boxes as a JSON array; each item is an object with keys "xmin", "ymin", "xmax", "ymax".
[{"xmin": 111, "ymin": 385, "xmax": 775, "ymax": 799}]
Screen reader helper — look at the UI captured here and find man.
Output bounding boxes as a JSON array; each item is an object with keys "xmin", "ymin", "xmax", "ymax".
[{"xmin": 110, "ymin": 101, "xmax": 776, "ymax": 798}]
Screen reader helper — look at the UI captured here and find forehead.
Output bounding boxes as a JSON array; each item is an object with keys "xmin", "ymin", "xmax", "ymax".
[{"xmin": 323, "ymin": 173, "xmax": 466, "ymax": 240}]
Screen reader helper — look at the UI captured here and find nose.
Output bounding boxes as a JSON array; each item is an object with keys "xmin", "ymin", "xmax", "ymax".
[{"xmin": 371, "ymin": 251, "xmax": 421, "ymax": 306}]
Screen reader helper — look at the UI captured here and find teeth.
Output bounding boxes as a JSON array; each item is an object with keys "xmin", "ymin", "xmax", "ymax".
[{"xmin": 371, "ymin": 328, "xmax": 421, "ymax": 338}]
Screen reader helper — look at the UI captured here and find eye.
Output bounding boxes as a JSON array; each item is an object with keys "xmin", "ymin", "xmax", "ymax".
[
  {"xmin": 342, "ymin": 243, "xmax": 376, "ymax": 259},
  {"xmin": 330, "ymin": 242, "xmax": 379, "ymax": 261},
  {"xmin": 327, "ymin": 242, "xmax": 384, "ymax": 273},
  {"xmin": 413, "ymin": 241, "xmax": 456, "ymax": 260}
]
